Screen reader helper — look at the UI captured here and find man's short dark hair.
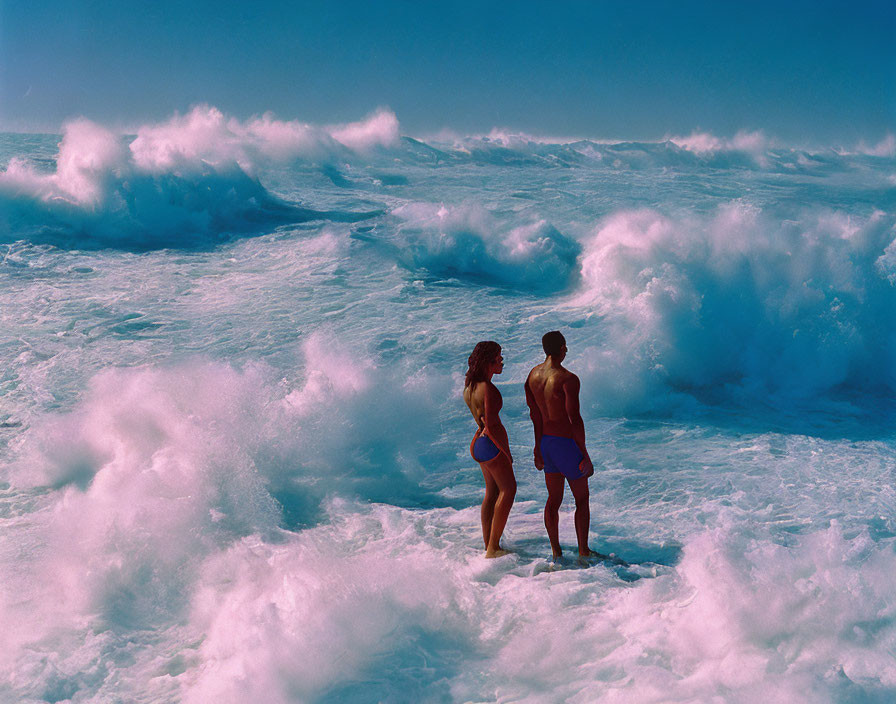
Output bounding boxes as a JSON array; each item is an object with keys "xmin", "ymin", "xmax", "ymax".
[{"xmin": 542, "ymin": 331, "xmax": 566, "ymax": 357}]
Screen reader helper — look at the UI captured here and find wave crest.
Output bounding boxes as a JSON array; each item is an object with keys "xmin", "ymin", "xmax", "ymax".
[
  {"xmin": 389, "ymin": 202, "xmax": 581, "ymax": 291},
  {"xmin": 0, "ymin": 107, "xmax": 395, "ymax": 248},
  {"xmin": 570, "ymin": 205, "xmax": 896, "ymax": 412}
]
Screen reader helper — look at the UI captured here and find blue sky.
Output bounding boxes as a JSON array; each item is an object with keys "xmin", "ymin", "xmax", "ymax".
[{"xmin": 1, "ymin": 0, "xmax": 893, "ymax": 142}]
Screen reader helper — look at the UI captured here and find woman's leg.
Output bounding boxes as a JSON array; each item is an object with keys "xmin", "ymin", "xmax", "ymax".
[
  {"xmin": 482, "ymin": 454, "xmax": 516, "ymax": 557},
  {"xmin": 480, "ymin": 464, "xmax": 499, "ymax": 549}
]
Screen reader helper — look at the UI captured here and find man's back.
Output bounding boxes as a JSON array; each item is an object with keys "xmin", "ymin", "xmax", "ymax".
[{"xmin": 526, "ymin": 362, "xmax": 577, "ymax": 437}]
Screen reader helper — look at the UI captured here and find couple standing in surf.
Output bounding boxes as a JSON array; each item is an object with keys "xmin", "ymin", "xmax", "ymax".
[{"xmin": 464, "ymin": 331, "xmax": 602, "ymax": 560}]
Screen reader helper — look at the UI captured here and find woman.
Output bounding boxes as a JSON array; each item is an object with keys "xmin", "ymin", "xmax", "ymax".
[{"xmin": 464, "ymin": 341, "xmax": 517, "ymax": 558}]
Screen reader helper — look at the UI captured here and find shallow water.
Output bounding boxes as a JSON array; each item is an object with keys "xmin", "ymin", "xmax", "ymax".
[{"xmin": 1, "ymin": 110, "xmax": 895, "ymax": 702}]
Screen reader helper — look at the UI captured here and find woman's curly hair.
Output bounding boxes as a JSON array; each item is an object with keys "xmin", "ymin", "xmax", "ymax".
[{"xmin": 465, "ymin": 341, "xmax": 501, "ymax": 388}]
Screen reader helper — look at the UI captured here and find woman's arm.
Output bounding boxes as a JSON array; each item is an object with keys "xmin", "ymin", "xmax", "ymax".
[{"xmin": 484, "ymin": 383, "xmax": 513, "ymax": 463}]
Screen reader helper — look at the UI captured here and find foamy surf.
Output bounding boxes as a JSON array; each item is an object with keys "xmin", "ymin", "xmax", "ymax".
[{"xmin": 1, "ymin": 109, "xmax": 895, "ymax": 702}]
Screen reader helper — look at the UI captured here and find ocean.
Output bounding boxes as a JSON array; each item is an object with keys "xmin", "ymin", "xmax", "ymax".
[{"xmin": 1, "ymin": 107, "xmax": 895, "ymax": 702}]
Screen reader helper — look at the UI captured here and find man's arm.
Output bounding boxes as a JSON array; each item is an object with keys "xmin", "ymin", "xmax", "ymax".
[
  {"xmin": 524, "ymin": 374, "xmax": 544, "ymax": 470},
  {"xmin": 564, "ymin": 375, "xmax": 593, "ymax": 475}
]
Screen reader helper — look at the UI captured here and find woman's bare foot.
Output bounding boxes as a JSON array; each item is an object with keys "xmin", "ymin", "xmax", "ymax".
[{"xmin": 485, "ymin": 547, "xmax": 512, "ymax": 559}]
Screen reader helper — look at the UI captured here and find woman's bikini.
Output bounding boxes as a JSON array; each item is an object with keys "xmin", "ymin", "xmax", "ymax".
[
  {"xmin": 469, "ymin": 382, "xmax": 502, "ymax": 463},
  {"xmin": 471, "ymin": 429, "xmax": 500, "ymax": 462}
]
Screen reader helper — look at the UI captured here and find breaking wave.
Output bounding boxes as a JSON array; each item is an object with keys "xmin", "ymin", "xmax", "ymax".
[
  {"xmin": 568, "ymin": 205, "xmax": 896, "ymax": 414},
  {"xmin": 1, "ymin": 107, "xmax": 893, "ymax": 252},
  {"xmin": 0, "ymin": 108, "xmax": 395, "ymax": 249},
  {"xmin": 385, "ymin": 202, "xmax": 581, "ymax": 292}
]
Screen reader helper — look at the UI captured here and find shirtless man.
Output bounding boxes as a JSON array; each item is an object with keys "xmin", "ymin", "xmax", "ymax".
[{"xmin": 525, "ymin": 331, "xmax": 602, "ymax": 560}]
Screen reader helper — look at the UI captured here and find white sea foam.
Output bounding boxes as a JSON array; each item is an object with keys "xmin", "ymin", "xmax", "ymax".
[
  {"xmin": 669, "ymin": 129, "xmax": 770, "ymax": 155},
  {"xmin": 327, "ymin": 108, "xmax": 400, "ymax": 152},
  {"xmin": 856, "ymin": 134, "xmax": 896, "ymax": 158},
  {"xmin": 3, "ymin": 362, "xmax": 896, "ymax": 701},
  {"xmin": 4, "ymin": 363, "xmax": 279, "ymax": 641},
  {"xmin": 481, "ymin": 520, "xmax": 896, "ymax": 702},
  {"xmin": 2, "ymin": 108, "xmax": 891, "ymax": 249},
  {"xmin": 0, "ymin": 107, "xmax": 397, "ymax": 247},
  {"xmin": 390, "ymin": 201, "xmax": 580, "ymax": 291},
  {"xmin": 181, "ymin": 506, "xmax": 472, "ymax": 703},
  {"xmin": 1, "ymin": 116, "xmax": 895, "ymax": 703},
  {"xmin": 129, "ymin": 105, "xmax": 399, "ymax": 173},
  {"xmin": 568, "ymin": 205, "xmax": 896, "ymax": 412}
]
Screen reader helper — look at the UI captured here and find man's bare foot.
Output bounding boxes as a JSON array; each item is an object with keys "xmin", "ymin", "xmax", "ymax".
[
  {"xmin": 485, "ymin": 548, "xmax": 512, "ymax": 559},
  {"xmin": 578, "ymin": 549, "xmax": 628, "ymax": 566}
]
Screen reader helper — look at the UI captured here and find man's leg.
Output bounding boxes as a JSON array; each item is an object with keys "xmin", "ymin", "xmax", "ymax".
[
  {"xmin": 544, "ymin": 472, "xmax": 565, "ymax": 557},
  {"xmin": 568, "ymin": 475, "xmax": 592, "ymax": 556}
]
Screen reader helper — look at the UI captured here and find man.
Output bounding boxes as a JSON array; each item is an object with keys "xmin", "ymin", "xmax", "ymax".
[{"xmin": 525, "ymin": 331, "xmax": 603, "ymax": 560}]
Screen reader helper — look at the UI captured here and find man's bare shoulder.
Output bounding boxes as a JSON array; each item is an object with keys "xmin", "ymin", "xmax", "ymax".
[
  {"xmin": 526, "ymin": 363, "xmax": 546, "ymax": 383},
  {"xmin": 557, "ymin": 369, "xmax": 580, "ymax": 388}
]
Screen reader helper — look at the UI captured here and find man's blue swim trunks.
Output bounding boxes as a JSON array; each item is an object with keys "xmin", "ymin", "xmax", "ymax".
[
  {"xmin": 541, "ymin": 435, "xmax": 584, "ymax": 479},
  {"xmin": 473, "ymin": 434, "xmax": 500, "ymax": 462}
]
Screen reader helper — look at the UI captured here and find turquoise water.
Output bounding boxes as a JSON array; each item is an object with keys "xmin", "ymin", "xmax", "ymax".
[{"xmin": 1, "ymin": 110, "xmax": 895, "ymax": 702}]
